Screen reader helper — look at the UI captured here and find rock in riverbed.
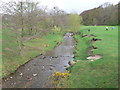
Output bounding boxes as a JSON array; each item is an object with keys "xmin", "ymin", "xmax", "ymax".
[
  {"xmin": 20, "ymin": 73, "xmax": 23, "ymax": 76},
  {"xmin": 64, "ymin": 65, "xmax": 67, "ymax": 67},
  {"xmin": 33, "ymin": 74, "xmax": 37, "ymax": 77},
  {"xmin": 49, "ymin": 67, "xmax": 53, "ymax": 70},
  {"xmin": 69, "ymin": 60, "xmax": 76, "ymax": 66},
  {"xmin": 10, "ymin": 77, "xmax": 13, "ymax": 79}
]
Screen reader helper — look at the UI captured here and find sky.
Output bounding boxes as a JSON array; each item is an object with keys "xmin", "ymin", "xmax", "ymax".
[
  {"xmin": 39, "ymin": 0, "xmax": 119, "ymax": 13},
  {"xmin": 1, "ymin": 0, "xmax": 120, "ymax": 14}
]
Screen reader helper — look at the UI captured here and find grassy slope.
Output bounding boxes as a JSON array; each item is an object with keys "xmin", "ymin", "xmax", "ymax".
[
  {"xmin": 2, "ymin": 29, "xmax": 64, "ymax": 77},
  {"xmin": 74, "ymin": 35, "xmax": 91, "ymax": 60},
  {"xmin": 63, "ymin": 26, "xmax": 118, "ymax": 88}
]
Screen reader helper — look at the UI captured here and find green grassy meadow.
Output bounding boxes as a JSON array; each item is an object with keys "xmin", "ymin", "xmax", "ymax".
[
  {"xmin": 63, "ymin": 26, "xmax": 118, "ymax": 88},
  {"xmin": 2, "ymin": 29, "xmax": 64, "ymax": 77}
]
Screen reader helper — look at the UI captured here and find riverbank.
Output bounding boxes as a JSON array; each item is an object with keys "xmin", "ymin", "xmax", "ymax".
[
  {"xmin": 61, "ymin": 26, "xmax": 118, "ymax": 88},
  {"xmin": 2, "ymin": 29, "xmax": 65, "ymax": 78}
]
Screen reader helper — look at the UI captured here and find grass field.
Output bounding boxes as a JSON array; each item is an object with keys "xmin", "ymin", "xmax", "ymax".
[
  {"xmin": 2, "ymin": 29, "xmax": 64, "ymax": 77},
  {"xmin": 62, "ymin": 26, "xmax": 118, "ymax": 88}
]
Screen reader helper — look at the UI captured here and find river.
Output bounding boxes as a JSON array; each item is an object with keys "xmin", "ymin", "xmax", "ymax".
[{"xmin": 2, "ymin": 32, "xmax": 76, "ymax": 88}]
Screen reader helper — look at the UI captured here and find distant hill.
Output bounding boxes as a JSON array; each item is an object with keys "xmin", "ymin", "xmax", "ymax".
[{"xmin": 80, "ymin": 2, "xmax": 119, "ymax": 25}]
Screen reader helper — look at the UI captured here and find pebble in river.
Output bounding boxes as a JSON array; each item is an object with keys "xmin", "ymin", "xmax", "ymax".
[
  {"xmin": 49, "ymin": 67, "xmax": 53, "ymax": 70},
  {"xmin": 10, "ymin": 77, "xmax": 13, "ymax": 79},
  {"xmin": 11, "ymin": 82, "xmax": 16, "ymax": 85},
  {"xmin": 27, "ymin": 76, "xmax": 32, "ymax": 80},
  {"xmin": 33, "ymin": 63, "xmax": 36, "ymax": 66},
  {"xmin": 20, "ymin": 73, "xmax": 23, "ymax": 76},
  {"xmin": 64, "ymin": 65, "xmax": 67, "ymax": 67},
  {"xmin": 33, "ymin": 74, "xmax": 37, "ymax": 77}
]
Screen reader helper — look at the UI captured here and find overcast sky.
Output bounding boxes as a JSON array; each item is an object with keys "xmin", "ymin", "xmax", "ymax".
[
  {"xmin": 40, "ymin": 0, "xmax": 119, "ymax": 14},
  {"xmin": 1, "ymin": 0, "xmax": 120, "ymax": 14}
]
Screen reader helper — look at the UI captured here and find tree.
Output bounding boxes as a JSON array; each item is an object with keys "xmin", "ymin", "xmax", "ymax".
[
  {"xmin": 50, "ymin": 6, "xmax": 69, "ymax": 30},
  {"xmin": 1, "ymin": 1, "xmax": 26, "ymax": 56},
  {"xmin": 80, "ymin": 2, "xmax": 118, "ymax": 25},
  {"xmin": 1, "ymin": 1, "xmax": 43, "ymax": 56},
  {"xmin": 68, "ymin": 14, "xmax": 82, "ymax": 32}
]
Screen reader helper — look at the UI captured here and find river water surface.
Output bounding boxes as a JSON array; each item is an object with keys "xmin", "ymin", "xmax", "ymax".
[{"xmin": 2, "ymin": 32, "xmax": 76, "ymax": 88}]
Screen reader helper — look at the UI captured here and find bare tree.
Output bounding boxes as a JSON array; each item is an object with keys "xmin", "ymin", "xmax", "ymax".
[
  {"xmin": 49, "ymin": 6, "xmax": 70, "ymax": 31},
  {"xmin": 1, "ymin": 1, "xmax": 37, "ymax": 56}
]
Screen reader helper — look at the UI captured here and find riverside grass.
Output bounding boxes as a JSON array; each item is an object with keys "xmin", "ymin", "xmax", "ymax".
[
  {"xmin": 62, "ymin": 26, "xmax": 118, "ymax": 88},
  {"xmin": 2, "ymin": 29, "xmax": 64, "ymax": 77}
]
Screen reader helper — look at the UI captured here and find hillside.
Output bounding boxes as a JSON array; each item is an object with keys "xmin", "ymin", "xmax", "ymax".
[{"xmin": 80, "ymin": 2, "xmax": 119, "ymax": 25}]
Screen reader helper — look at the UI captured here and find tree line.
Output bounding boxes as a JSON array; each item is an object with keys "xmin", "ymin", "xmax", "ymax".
[
  {"xmin": 80, "ymin": 2, "xmax": 119, "ymax": 26},
  {"xmin": 1, "ymin": 1, "xmax": 82, "ymax": 56}
]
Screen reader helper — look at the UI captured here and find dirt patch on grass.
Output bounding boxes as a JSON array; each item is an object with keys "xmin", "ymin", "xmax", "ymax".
[
  {"xmin": 91, "ymin": 45, "xmax": 98, "ymax": 49},
  {"xmin": 87, "ymin": 54, "xmax": 102, "ymax": 61},
  {"xmin": 88, "ymin": 34, "xmax": 96, "ymax": 38},
  {"xmin": 82, "ymin": 35, "xmax": 88, "ymax": 37},
  {"xmin": 82, "ymin": 34, "xmax": 96, "ymax": 38},
  {"xmin": 87, "ymin": 46, "xmax": 98, "ymax": 55},
  {"xmin": 91, "ymin": 38, "xmax": 102, "ymax": 43}
]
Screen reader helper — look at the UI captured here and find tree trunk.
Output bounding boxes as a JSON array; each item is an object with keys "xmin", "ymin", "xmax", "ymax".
[
  {"xmin": 20, "ymin": 2, "xmax": 24, "ymax": 56},
  {"xmin": 20, "ymin": 41, "xmax": 24, "ymax": 56}
]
